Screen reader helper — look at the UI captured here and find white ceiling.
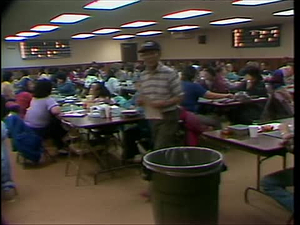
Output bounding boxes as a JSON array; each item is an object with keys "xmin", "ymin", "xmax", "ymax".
[{"xmin": 1, "ymin": 0, "xmax": 294, "ymax": 41}]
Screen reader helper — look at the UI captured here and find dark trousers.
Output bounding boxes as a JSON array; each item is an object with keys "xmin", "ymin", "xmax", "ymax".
[
  {"xmin": 31, "ymin": 116, "xmax": 67, "ymax": 149},
  {"xmin": 150, "ymin": 108, "xmax": 180, "ymax": 150},
  {"xmin": 123, "ymin": 120, "xmax": 153, "ymax": 159}
]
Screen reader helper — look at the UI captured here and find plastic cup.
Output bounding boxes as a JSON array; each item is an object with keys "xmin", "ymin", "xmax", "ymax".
[
  {"xmin": 105, "ymin": 105, "xmax": 111, "ymax": 118},
  {"xmin": 248, "ymin": 125, "xmax": 259, "ymax": 138}
]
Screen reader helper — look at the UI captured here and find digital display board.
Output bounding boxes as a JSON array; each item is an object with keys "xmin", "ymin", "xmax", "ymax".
[
  {"xmin": 232, "ymin": 24, "xmax": 281, "ymax": 48},
  {"xmin": 19, "ymin": 40, "xmax": 71, "ymax": 60}
]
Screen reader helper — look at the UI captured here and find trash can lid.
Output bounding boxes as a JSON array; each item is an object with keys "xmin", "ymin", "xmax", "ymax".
[{"xmin": 143, "ymin": 147, "xmax": 223, "ymax": 177}]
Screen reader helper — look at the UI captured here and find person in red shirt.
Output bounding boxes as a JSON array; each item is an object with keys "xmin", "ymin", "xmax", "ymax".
[{"xmin": 15, "ymin": 77, "xmax": 34, "ymax": 119}]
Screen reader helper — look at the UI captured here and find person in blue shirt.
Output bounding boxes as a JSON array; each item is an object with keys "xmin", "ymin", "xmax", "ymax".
[
  {"xmin": 56, "ymin": 71, "xmax": 76, "ymax": 96},
  {"xmin": 181, "ymin": 65, "xmax": 233, "ymax": 113}
]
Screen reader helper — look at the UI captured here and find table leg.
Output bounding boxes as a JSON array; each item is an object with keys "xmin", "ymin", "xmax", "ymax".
[
  {"xmin": 244, "ymin": 155, "xmax": 272, "ymax": 203},
  {"xmin": 282, "ymin": 153, "xmax": 287, "ymax": 170},
  {"xmin": 256, "ymin": 155, "xmax": 261, "ymax": 190}
]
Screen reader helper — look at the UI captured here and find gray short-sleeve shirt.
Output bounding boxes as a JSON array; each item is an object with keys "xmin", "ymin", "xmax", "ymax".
[{"xmin": 24, "ymin": 97, "xmax": 58, "ymax": 128}]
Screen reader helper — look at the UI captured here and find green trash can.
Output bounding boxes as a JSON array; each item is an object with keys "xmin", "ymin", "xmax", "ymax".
[{"xmin": 143, "ymin": 147, "xmax": 224, "ymax": 225}]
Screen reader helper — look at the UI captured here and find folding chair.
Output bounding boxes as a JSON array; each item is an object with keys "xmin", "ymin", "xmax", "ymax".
[{"xmin": 61, "ymin": 119, "xmax": 106, "ymax": 186}]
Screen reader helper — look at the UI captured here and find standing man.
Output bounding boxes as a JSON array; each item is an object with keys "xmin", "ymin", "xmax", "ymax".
[{"xmin": 137, "ymin": 40, "xmax": 183, "ymax": 150}]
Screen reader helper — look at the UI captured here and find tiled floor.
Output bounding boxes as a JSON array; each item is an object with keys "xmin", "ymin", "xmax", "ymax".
[{"xmin": 2, "ymin": 143, "xmax": 294, "ymax": 224}]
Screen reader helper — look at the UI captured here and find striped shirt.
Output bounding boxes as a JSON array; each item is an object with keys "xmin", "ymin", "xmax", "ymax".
[{"xmin": 139, "ymin": 62, "xmax": 183, "ymax": 112}]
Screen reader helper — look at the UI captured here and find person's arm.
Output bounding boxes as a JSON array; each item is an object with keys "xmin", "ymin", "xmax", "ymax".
[
  {"xmin": 204, "ymin": 91, "xmax": 233, "ymax": 99},
  {"xmin": 47, "ymin": 97, "xmax": 61, "ymax": 116},
  {"xmin": 50, "ymin": 105, "xmax": 61, "ymax": 116}
]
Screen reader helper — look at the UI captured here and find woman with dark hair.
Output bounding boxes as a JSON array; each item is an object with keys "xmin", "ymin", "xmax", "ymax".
[
  {"xmin": 228, "ymin": 65, "xmax": 268, "ymax": 124},
  {"xmin": 198, "ymin": 66, "xmax": 229, "ymax": 93},
  {"xmin": 24, "ymin": 79, "xmax": 67, "ymax": 153},
  {"xmin": 180, "ymin": 65, "xmax": 233, "ymax": 145},
  {"xmin": 56, "ymin": 71, "xmax": 76, "ymax": 96},
  {"xmin": 84, "ymin": 81, "xmax": 114, "ymax": 108},
  {"xmin": 15, "ymin": 77, "xmax": 34, "ymax": 118},
  {"xmin": 181, "ymin": 65, "xmax": 233, "ymax": 113},
  {"xmin": 1, "ymin": 95, "xmax": 17, "ymax": 201},
  {"xmin": 231, "ymin": 65, "xmax": 268, "ymax": 97}
]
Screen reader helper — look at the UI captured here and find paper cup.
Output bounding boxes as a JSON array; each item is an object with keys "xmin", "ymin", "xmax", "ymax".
[
  {"xmin": 104, "ymin": 106, "xmax": 111, "ymax": 118},
  {"xmin": 249, "ymin": 125, "xmax": 259, "ymax": 138}
]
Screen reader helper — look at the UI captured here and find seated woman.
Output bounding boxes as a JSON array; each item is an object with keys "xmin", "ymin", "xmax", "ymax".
[
  {"xmin": 24, "ymin": 79, "xmax": 68, "ymax": 154},
  {"xmin": 264, "ymin": 64, "xmax": 294, "ymax": 90},
  {"xmin": 180, "ymin": 65, "xmax": 233, "ymax": 145},
  {"xmin": 231, "ymin": 65, "xmax": 268, "ymax": 97},
  {"xmin": 225, "ymin": 63, "xmax": 241, "ymax": 81},
  {"xmin": 181, "ymin": 65, "xmax": 233, "ymax": 114},
  {"xmin": 84, "ymin": 81, "xmax": 114, "ymax": 108},
  {"xmin": 15, "ymin": 77, "xmax": 34, "ymax": 119},
  {"xmin": 56, "ymin": 71, "xmax": 76, "ymax": 96},
  {"xmin": 228, "ymin": 65, "xmax": 268, "ymax": 124},
  {"xmin": 198, "ymin": 66, "xmax": 229, "ymax": 94}
]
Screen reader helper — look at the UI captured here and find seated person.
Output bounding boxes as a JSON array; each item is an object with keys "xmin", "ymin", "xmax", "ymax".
[
  {"xmin": 228, "ymin": 65, "xmax": 268, "ymax": 125},
  {"xmin": 1, "ymin": 72, "xmax": 20, "ymax": 114},
  {"xmin": 181, "ymin": 65, "xmax": 234, "ymax": 136},
  {"xmin": 84, "ymin": 81, "xmax": 114, "ymax": 108},
  {"xmin": 260, "ymin": 80, "xmax": 294, "ymax": 121},
  {"xmin": 105, "ymin": 68, "xmax": 120, "ymax": 96},
  {"xmin": 264, "ymin": 64, "xmax": 294, "ymax": 90},
  {"xmin": 24, "ymin": 79, "xmax": 68, "ymax": 153},
  {"xmin": 56, "ymin": 71, "xmax": 76, "ymax": 96},
  {"xmin": 225, "ymin": 63, "xmax": 241, "ymax": 81},
  {"xmin": 84, "ymin": 69, "xmax": 101, "ymax": 89},
  {"xmin": 181, "ymin": 65, "xmax": 233, "ymax": 113},
  {"xmin": 198, "ymin": 66, "xmax": 230, "ymax": 94},
  {"xmin": 260, "ymin": 62, "xmax": 273, "ymax": 76},
  {"xmin": 230, "ymin": 65, "xmax": 268, "ymax": 97},
  {"xmin": 15, "ymin": 77, "xmax": 34, "ymax": 119},
  {"xmin": 261, "ymin": 132, "xmax": 294, "ymax": 213},
  {"xmin": 1, "ymin": 71, "xmax": 16, "ymax": 101}
]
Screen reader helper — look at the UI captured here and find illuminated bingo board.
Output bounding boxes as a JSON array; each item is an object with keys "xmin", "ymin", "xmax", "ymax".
[
  {"xmin": 19, "ymin": 40, "xmax": 71, "ymax": 60},
  {"xmin": 232, "ymin": 25, "xmax": 281, "ymax": 48}
]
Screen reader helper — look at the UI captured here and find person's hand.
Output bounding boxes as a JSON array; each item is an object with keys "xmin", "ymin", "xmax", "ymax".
[
  {"xmin": 226, "ymin": 93, "xmax": 234, "ymax": 98},
  {"xmin": 150, "ymin": 100, "xmax": 167, "ymax": 108},
  {"xmin": 136, "ymin": 95, "xmax": 146, "ymax": 106}
]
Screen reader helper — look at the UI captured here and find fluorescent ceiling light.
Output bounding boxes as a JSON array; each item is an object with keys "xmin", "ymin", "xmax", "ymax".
[
  {"xmin": 92, "ymin": 28, "xmax": 120, "ymax": 34},
  {"xmin": 273, "ymin": 9, "xmax": 294, "ymax": 16},
  {"xmin": 5, "ymin": 36, "xmax": 27, "ymax": 41},
  {"xmin": 136, "ymin": 30, "xmax": 163, "ymax": 36},
  {"xmin": 30, "ymin": 25, "xmax": 59, "ymax": 32},
  {"xmin": 84, "ymin": 0, "xmax": 140, "ymax": 10},
  {"xmin": 16, "ymin": 31, "xmax": 40, "ymax": 37},
  {"xmin": 210, "ymin": 17, "xmax": 252, "ymax": 25},
  {"xmin": 113, "ymin": 34, "xmax": 135, "ymax": 40},
  {"xmin": 72, "ymin": 33, "xmax": 95, "ymax": 39},
  {"xmin": 50, "ymin": 13, "xmax": 90, "ymax": 24},
  {"xmin": 163, "ymin": 9, "xmax": 212, "ymax": 19},
  {"xmin": 232, "ymin": 0, "xmax": 282, "ymax": 6},
  {"xmin": 121, "ymin": 20, "xmax": 157, "ymax": 28},
  {"xmin": 167, "ymin": 25, "xmax": 199, "ymax": 31}
]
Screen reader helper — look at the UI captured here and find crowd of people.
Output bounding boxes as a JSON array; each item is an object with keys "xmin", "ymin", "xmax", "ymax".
[{"xmin": 1, "ymin": 41, "xmax": 294, "ymax": 217}]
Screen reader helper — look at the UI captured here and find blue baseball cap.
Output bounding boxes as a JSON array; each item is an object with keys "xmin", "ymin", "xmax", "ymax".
[{"xmin": 138, "ymin": 41, "xmax": 161, "ymax": 53}]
